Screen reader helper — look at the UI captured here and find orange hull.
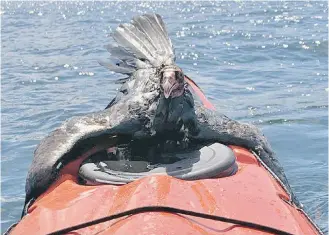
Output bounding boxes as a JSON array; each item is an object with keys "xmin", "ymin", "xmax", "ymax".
[{"xmin": 11, "ymin": 146, "xmax": 319, "ymax": 235}]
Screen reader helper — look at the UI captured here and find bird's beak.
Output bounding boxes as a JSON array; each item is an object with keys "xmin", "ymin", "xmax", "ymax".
[
  {"xmin": 162, "ymin": 79, "xmax": 177, "ymax": 99},
  {"xmin": 161, "ymin": 70, "xmax": 178, "ymax": 99}
]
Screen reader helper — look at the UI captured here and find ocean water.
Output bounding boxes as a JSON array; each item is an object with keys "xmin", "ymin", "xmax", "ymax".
[{"xmin": 1, "ymin": 1, "xmax": 328, "ymax": 233}]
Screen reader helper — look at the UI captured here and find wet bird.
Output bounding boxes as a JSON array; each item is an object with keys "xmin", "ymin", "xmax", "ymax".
[
  {"xmin": 24, "ymin": 13, "xmax": 297, "ymax": 210},
  {"xmin": 154, "ymin": 65, "xmax": 199, "ymax": 137},
  {"xmin": 101, "ymin": 14, "xmax": 203, "ymax": 145}
]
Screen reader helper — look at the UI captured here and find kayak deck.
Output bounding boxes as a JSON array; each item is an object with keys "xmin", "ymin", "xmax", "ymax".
[{"xmin": 11, "ymin": 146, "xmax": 319, "ymax": 235}]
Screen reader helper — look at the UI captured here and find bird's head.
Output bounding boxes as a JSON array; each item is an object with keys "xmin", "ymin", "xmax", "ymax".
[{"xmin": 159, "ymin": 65, "xmax": 185, "ymax": 99}]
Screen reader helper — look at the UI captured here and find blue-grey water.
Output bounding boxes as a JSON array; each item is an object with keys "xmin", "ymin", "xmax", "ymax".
[{"xmin": 1, "ymin": 1, "xmax": 328, "ymax": 233}]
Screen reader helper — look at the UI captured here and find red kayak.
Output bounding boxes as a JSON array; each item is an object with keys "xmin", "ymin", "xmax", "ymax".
[{"xmin": 9, "ymin": 144, "xmax": 321, "ymax": 235}]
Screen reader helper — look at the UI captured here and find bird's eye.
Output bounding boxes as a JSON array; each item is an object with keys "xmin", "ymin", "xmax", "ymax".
[{"xmin": 175, "ymin": 71, "xmax": 184, "ymax": 82}]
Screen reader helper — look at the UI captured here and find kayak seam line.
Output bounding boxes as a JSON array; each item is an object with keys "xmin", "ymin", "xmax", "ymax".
[{"xmin": 46, "ymin": 206, "xmax": 295, "ymax": 235}]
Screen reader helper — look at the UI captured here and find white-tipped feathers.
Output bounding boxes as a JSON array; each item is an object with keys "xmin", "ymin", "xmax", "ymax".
[{"xmin": 101, "ymin": 13, "xmax": 175, "ymax": 80}]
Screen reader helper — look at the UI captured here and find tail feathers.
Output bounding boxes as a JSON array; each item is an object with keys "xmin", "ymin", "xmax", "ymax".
[
  {"xmin": 101, "ymin": 13, "xmax": 175, "ymax": 80},
  {"xmin": 114, "ymin": 77, "xmax": 131, "ymax": 84},
  {"xmin": 121, "ymin": 22, "xmax": 158, "ymax": 55},
  {"xmin": 105, "ymin": 44, "xmax": 134, "ymax": 61},
  {"xmin": 98, "ymin": 61, "xmax": 135, "ymax": 75},
  {"xmin": 113, "ymin": 25, "xmax": 157, "ymax": 65},
  {"xmin": 150, "ymin": 14, "xmax": 172, "ymax": 47},
  {"xmin": 132, "ymin": 14, "xmax": 174, "ymax": 63}
]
